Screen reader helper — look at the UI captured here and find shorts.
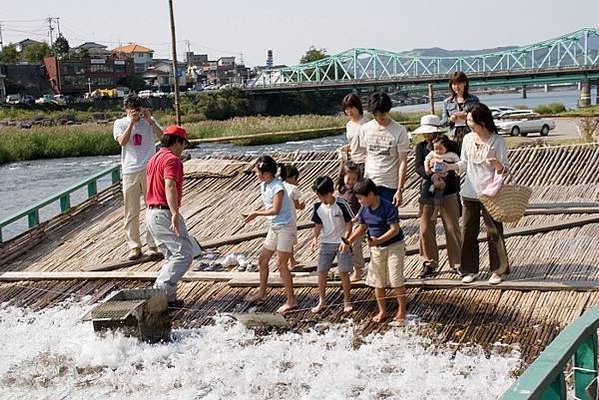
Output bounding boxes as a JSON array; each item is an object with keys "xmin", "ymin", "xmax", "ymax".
[
  {"xmin": 317, "ymin": 242, "xmax": 353, "ymax": 273},
  {"xmin": 377, "ymin": 186, "xmax": 397, "ymax": 204},
  {"xmin": 263, "ymin": 224, "xmax": 296, "ymax": 253},
  {"xmin": 366, "ymin": 240, "xmax": 405, "ymax": 288}
]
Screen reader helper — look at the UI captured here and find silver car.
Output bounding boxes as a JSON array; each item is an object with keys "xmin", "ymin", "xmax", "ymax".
[{"xmin": 495, "ymin": 110, "xmax": 556, "ymax": 137}]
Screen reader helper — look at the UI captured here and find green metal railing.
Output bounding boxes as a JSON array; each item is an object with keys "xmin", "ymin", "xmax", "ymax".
[
  {"xmin": 0, "ymin": 164, "xmax": 121, "ymax": 243},
  {"xmin": 502, "ymin": 305, "xmax": 599, "ymax": 399}
]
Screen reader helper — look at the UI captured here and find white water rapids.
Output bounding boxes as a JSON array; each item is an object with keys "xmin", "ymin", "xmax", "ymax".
[{"xmin": 0, "ymin": 298, "xmax": 520, "ymax": 399}]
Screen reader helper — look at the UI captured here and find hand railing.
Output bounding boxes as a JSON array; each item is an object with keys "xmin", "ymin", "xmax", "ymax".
[
  {"xmin": 502, "ymin": 304, "xmax": 599, "ymax": 399},
  {"xmin": 0, "ymin": 164, "xmax": 121, "ymax": 243}
]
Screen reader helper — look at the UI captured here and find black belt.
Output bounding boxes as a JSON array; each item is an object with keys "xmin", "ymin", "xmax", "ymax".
[{"xmin": 149, "ymin": 204, "xmax": 170, "ymax": 210}]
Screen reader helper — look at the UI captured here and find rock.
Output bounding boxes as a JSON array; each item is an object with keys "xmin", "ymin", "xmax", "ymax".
[{"xmin": 19, "ymin": 122, "xmax": 32, "ymax": 129}]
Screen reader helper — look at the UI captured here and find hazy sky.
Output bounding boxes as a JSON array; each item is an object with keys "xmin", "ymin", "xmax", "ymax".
[{"xmin": 1, "ymin": 0, "xmax": 598, "ymax": 66}]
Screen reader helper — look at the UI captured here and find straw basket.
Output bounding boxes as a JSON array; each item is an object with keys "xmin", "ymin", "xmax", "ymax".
[{"xmin": 479, "ymin": 184, "xmax": 532, "ymax": 223}]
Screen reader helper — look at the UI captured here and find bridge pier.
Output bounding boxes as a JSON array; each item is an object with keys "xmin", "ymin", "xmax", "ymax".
[
  {"xmin": 522, "ymin": 85, "xmax": 527, "ymax": 99},
  {"xmin": 544, "ymin": 84, "xmax": 550, "ymax": 93},
  {"xmin": 596, "ymin": 82, "xmax": 599, "ymax": 105},
  {"xmin": 579, "ymin": 81, "xmax": 591, "ymax": 108}
]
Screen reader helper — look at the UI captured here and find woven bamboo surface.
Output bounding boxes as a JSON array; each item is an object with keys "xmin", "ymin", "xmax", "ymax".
[{"xmin": 1, "ymin": 143, "xmax": 599, "ymax": 366}]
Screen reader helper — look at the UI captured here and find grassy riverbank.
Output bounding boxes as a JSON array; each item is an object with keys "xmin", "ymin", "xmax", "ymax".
[{"xmin": 0, "ymin": 112, "xmax": 428, "ymax": 164}]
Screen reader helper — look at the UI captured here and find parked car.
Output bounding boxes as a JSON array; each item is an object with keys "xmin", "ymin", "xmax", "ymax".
[
  {"xmin": 138, "ymin": 90, "xmax": 152, "ymax": 99},
  {"xmin": 53, "ymin": 94, "xmax": 67, "ymax": 105},
  {"xmin": 490, "ymin": 106, "xmax": 518, "ymax": 117},
  {"xmin": 152, "ymin": 91, "xmax": 168, "ymax": 98},
  {"xmin": 495, "ymin": 111, "xmax": 556, "ymax": 137},
  {"xmin": 35, "ymin": 94, "xmax": 56, "ymax": 104},
  {"xmin": 5, "ymin": 94, "xmax": 21, "ymax": 104}
]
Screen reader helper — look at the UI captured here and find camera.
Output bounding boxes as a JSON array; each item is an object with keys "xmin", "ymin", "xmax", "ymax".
[
  {"xmin": 433, "ymin": 162, "xmax": 445, "ymax": 173},
  {"xmin": 135, "ymin": 111, "xmax": 144, "ymax": 118}
]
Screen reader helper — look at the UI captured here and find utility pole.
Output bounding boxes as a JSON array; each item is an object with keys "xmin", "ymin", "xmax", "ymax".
[
  {"xmin": 55, "ymin": 17, "xmax": 61, "ymax": 36},
  {"xmin": 185, "ymin": 39, "xmax": 191, "ymax": 67},
  {"xmin": 47, "ymin": 17, "xmax": 55, "ymax": 47},
  {"xmin": 0, "ymin": 22, "xmax": 4, "ymax": 52},
  {"xmin": 168, "ymin": 0, "xmax": 181, "ymax": 125}
]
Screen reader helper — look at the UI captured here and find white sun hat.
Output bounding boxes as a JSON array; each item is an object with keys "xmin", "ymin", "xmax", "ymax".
[{"xmin": 411, "ymin": 115, "xmax": 446, "ymax": 135}]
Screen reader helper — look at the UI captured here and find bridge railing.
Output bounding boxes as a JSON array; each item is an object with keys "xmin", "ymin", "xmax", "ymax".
[
  {"xmin": 502, "ymin": 305, "xmax": 599, "ymax": 399},
  {"xmin": 0, "ymin": 164, "xmax": 121, "ymax": 243}
]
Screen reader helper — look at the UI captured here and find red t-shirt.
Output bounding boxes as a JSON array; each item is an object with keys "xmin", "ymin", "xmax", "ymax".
[{"xmin": 146, "ymin": 148, "xmax": 183, "ymax": 207}]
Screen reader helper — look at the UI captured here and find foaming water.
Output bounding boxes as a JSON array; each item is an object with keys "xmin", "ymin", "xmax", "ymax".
[{"xmin": 0, "ymin": 299, "xmax": 520, "ymax": 400}]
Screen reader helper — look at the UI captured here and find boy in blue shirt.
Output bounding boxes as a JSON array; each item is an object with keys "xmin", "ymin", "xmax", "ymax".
[
  {"xmin": 310, "ymin": 176, "xmax": 354, "ymax": 313},
  {"xmin": 344, "ymin": 178, "xmax": 407, "ymax": 323}
]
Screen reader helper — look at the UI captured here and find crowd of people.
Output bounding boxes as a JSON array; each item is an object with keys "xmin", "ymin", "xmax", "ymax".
[{"xmin": 113, "ymin": 71, "xmax": 510, "ymax": 322}]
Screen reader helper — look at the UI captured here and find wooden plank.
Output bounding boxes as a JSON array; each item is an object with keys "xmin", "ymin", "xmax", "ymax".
[
  {"xmin": 187, "ymin": 127, "xmax": 344, "ymax": 145},
  {"xmin": 81, "ymin": 254, "xmax": 163, "ymax": 272},
  {"xmin": 0, "ymin": 270, "xmax": 312, "ymax": 282},
  {"xmin": 404, "ymin": 214, "xmax": 599, "ymax": 256},
  {"xmin": 228, "ymin": 277, "xmax": 599, "ymax": 292}
]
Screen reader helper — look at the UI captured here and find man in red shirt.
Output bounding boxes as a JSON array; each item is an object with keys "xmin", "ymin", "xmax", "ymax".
[{"xmin": 145, "ymin": 125, "xmax": 193, "ymax": 307}]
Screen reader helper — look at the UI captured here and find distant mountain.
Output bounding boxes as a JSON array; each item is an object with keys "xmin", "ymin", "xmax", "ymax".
[
  {"xmin": 403, "ymin": 36, "xmax": 599, "ymax": 59},
  {"xmin": 404, "ymin": 46, "xmax": 518, "ymax": 58}
]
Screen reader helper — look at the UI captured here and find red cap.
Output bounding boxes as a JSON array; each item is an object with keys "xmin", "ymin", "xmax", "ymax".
[{"xmin": 163, "ymin": 125, "xmax": 189, "ymax": 142}]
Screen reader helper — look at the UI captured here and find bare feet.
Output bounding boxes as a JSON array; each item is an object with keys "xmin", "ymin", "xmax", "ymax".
[
  {"xmin": 350, "ymin": 268, "xmax": 364, "ymax": 282},
  {"xmin": 277, "ymin": 303, "xmax": 298, "ymax": 314},
  {"xmin": 246, "ymin": 292, "xmax": 266, "ymax": 303},
  {"xmin": 311, "ymin": 302, "xmax": 326, "ymax": 314},
  {"xmin": 372, "ymin": 312, "xmax": 387, "ymax": 323},
  {"xmin": 343, "ymin": 303, "xmax": 354, "ymax": 313},
  {"xmin": 393, "ymin": 313, "xmax": 406, "ymax": 325}
]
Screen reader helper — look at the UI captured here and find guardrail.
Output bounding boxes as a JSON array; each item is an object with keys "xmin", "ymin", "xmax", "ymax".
[
  {"xmin": 0, "ymin": 164, "xmax": 121, "ymax": 243},
  {"xmin": 502, "ymin": 305, "xmax": 599, "ymax": 399}
]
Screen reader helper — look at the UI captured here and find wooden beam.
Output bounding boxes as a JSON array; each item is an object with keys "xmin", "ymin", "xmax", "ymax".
[{"xmin": 227, "ymin": 277, "xmax": 599, "ymax": 292}]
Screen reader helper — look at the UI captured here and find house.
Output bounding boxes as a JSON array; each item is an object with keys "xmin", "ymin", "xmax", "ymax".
[
  {"xmin": 185, "ymin": 52, "xmax": 208, "ymax": 66},
  {"xmin": 112, "ymin": 43, "xmax": 154, "ymax": 73},
  {"xmin": 15, "ymin": 38, "xmax": 44, "ymax": 52},
  {"xmin": 42, "ymin": 54, "xmax": 134, "ymax": 96},
  {"xmin": 72, "ymin": 42, "xmax": 110, "ymax": 56},
  {"xmin": 143, "ymin": 59, "xmax": 173, "ymax": 91}
]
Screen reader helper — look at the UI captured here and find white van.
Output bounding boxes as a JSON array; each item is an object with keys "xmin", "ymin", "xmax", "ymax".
[{"xmin": 138, "ymin": 90, "xmax": 152, "ymax": 99}]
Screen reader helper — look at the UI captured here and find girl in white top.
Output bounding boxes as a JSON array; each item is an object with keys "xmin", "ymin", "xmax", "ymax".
[
  {"xmin": 244, "ymin": 155, "xmax": 297, "ymax": 314},
  {"xmin": 338, "ymin": 93, "xmax": 368, "ymax": 165},
  {"xmin": 446, "ymin": 103, "xmax": 510, "ymax": 285},
  {"xmin": 280, "ymin": 164, "xmax": 305, "ymax": 269}
]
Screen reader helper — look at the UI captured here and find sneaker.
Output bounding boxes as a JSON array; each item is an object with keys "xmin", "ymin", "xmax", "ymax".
[
  {"xmin": 167, "ymin": 299, "xmax": 185, "ymax": 308},
  {"xmin": 127, "ymin": 247, "xmax": 142, "ymax": 260},
  {"xmin": 461, "ymin": 273, "xmax": 478, "ymax": 284},
  {"xmin": 192, "ymin": 262, "xmax": 210, "ymax": 271},
  {"xmin": 418, "ymin": 262, "xmax": 437, "ymax": 278},
  {"xmin": 453, "ymin": 266, "xmax": 467, "ymax": 277},
  {"xmin": 147, "ymin": 247, "xmax": 160, "ymax": 257},
  {"xmin": 489, "ymin": 273, "xmax": 504, "ymax": 285}
]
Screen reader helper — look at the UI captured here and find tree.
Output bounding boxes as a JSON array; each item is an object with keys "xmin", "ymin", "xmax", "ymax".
[
  {"xmin": 300, "ymin": 46, "xmax": 328, "ymax": 64},
  {"xmin": 117, "ymin": 75, "xmax": 147, "ymax": 92},
  {"xmin": 0, "ymin": 44, "xmax": 19, "ymax": 63},
  {"xmin": 52, "ymin": 34, "xmax": 70, "ymax": 58},
  {"xmin": 22, "ymin": 42, "xmax": 51, "ymax": 63}
]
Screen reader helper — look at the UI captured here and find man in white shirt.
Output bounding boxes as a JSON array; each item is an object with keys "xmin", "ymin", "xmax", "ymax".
[
  {"xmin": 113, "ymin": 95, "xmax": 163, "ymax": 260},
  {"xmin": 361, "ymin": 92, "xmax": 410, "ymax": 206}
]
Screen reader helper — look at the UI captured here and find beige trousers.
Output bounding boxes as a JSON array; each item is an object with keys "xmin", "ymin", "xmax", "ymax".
[
  {"xmin": 418, "ymin": 193, "xmax": 462, "ymax": 269},
  {"xmin": 122, "ymin": 170, "xmax": 155, "ymax": 250}
]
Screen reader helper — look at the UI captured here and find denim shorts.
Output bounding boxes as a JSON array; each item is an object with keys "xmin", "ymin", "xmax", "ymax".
[{"xmin": 317, "ymin": 242, "xmax": 353, "ymax": 273}]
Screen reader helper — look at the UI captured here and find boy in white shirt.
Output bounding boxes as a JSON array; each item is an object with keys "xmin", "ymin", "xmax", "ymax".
[{"xmin": 310, "ymin": 176, "xmax": 354, "ymax": 314}]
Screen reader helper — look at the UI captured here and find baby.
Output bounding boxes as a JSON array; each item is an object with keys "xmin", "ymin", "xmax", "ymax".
[{"xmin": 424, "ymin": 135, "xmax": 460, "ymax": 220}]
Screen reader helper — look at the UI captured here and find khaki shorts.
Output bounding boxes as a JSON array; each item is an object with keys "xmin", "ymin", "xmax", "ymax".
[
  {"xmin": 366, "ymin": 240, "xmax": 405, "ymax": 288},
  {"xmin": 263, "ymin": 224, "xmax": 296, "ymax": 253}
]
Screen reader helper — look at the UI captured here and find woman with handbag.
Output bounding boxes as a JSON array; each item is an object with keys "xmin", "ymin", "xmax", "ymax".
[{"xmin": 445, "ymin": 103, "xmax": 510, "ymax": 285}]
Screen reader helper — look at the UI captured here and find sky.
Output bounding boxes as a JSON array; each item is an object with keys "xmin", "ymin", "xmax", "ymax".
[{"xmin": 1, "ymin": 0, "xmax": 598, "ymax": 67}]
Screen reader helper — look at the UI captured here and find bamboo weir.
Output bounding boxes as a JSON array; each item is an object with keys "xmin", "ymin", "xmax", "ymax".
[{"xmin": 1, "ymin": 143, "xmax": 599, "ymax": 366}]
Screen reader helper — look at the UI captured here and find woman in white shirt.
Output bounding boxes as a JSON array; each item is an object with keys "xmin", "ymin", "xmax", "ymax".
[
  {"xmin": 446, "ymin": 103, "xmax": 510, "ymax": 285},
  {"xmin": 338, "ymin": 93, "xmax": 368, "ymax": 169}
]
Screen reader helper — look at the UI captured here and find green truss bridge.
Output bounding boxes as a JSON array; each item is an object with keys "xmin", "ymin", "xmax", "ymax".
[{"xmin": 248, "ymin": 28, "xmax": 599, "ymax": 95}]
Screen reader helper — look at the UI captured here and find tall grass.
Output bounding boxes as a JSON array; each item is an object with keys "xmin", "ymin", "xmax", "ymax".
[{"xmin": 0, "ymin": 125, "xmax": 119, "ymax": 164}]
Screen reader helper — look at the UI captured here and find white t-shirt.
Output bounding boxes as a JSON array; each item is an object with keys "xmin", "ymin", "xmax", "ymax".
[
  {"xmin": 346, "ymin": 116, "xmax": 368, "ymax": 164},
  {"xmin": 361, "ymin": 119, "xmax": 410, "ymax": 189},
  {"xmin": 113, "ymin": 116, "xmax": 162, "ymax": 174},
  {"xmin": 260, "ymin": 178, "xmax": 294, "ymax": 227},
  {"xmin": 283, "ymin": 181, "xmax": 303, "ymax": 226},
  {"xmin": 457, "ymin": 133, "xmax": 510, "ymax": 199},
  {"xmin": 311, "ymin": 198, "xmax": 353, "ymax": 244}
]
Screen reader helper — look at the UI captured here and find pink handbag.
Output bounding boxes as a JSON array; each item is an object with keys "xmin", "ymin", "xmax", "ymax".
[{"xmin": 481, "ymin": 171, "xmax": 504, "ymax": 197}]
